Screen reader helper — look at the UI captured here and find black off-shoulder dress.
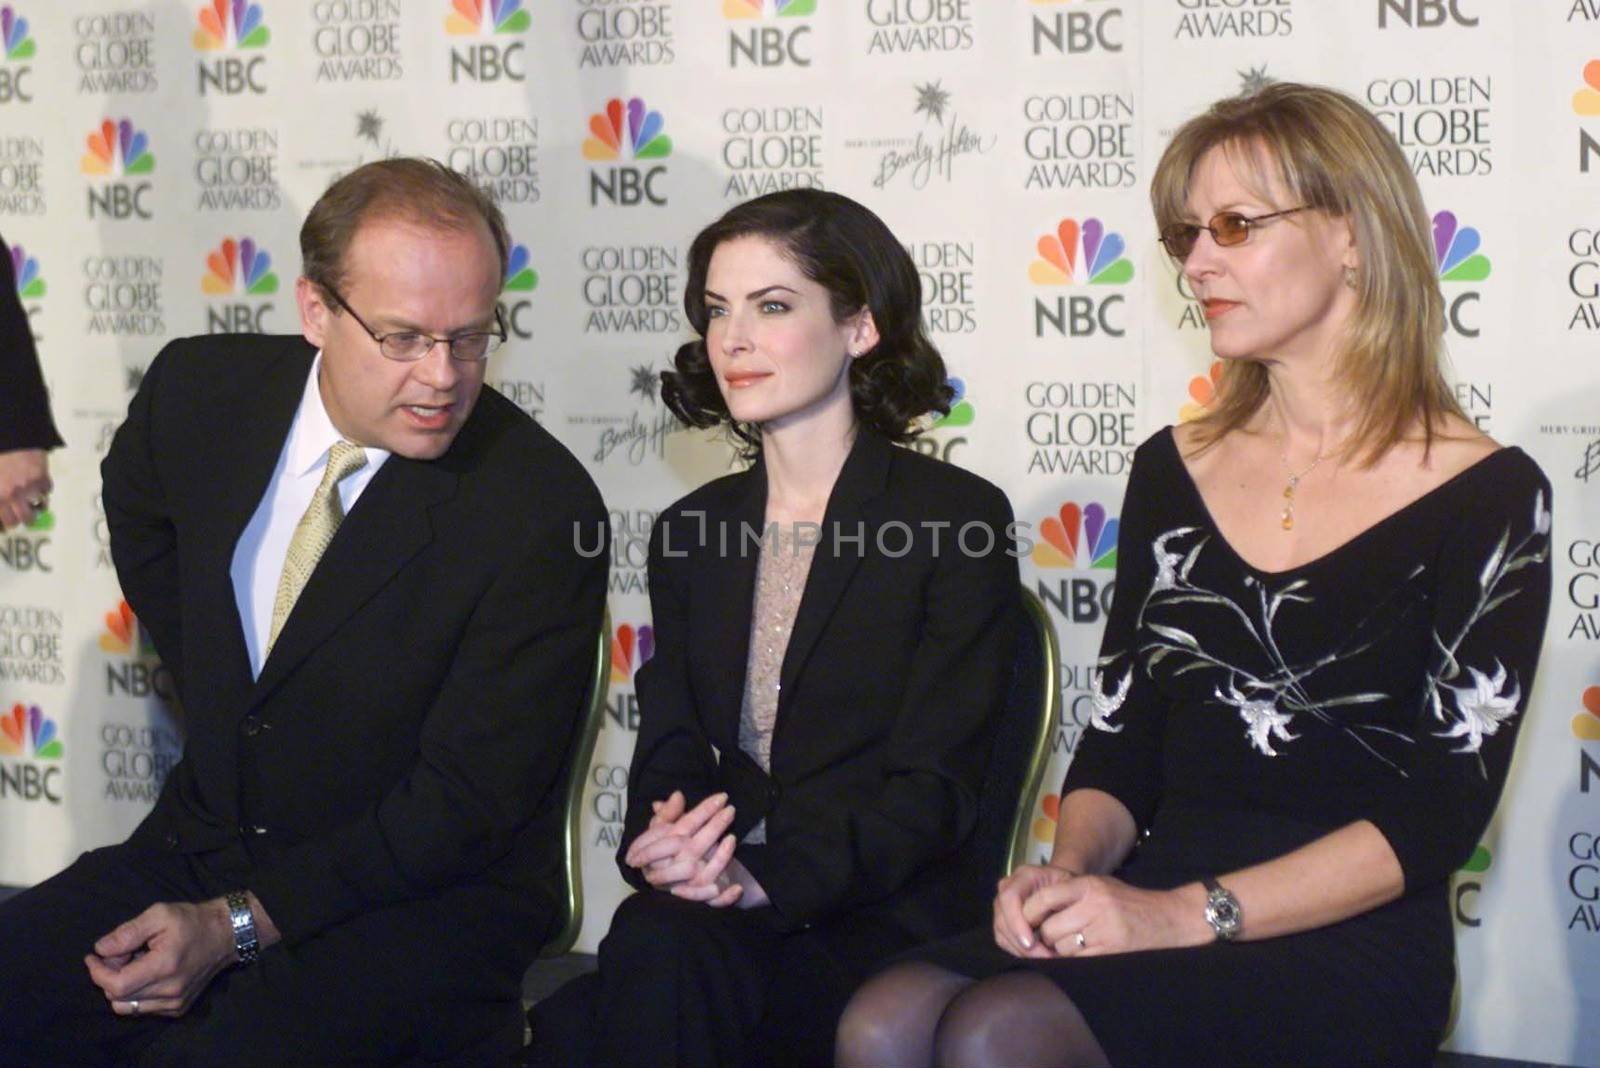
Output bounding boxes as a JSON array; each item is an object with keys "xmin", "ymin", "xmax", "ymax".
[{"xmin": 915, "ymin": 427, "xmax": 1552, "ymax": 1068}]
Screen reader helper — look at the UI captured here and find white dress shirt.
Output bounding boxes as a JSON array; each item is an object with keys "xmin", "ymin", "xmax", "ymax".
[{"xmin": 230, "ymin": 353, "xmax": 390, "ymax": 678}]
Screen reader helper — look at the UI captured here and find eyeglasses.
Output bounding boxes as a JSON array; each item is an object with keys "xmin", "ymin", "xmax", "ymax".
[
  {"xmin": 1158, "ymin": 207, "xmax": 1311, "ymax": 260},
  {"xmin": 323, "ymin": 286, "xmax": 507, "ymax": 363}
]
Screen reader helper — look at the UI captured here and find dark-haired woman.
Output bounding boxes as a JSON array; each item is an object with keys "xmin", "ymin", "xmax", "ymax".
[
  {"xmin": 526, "ymin": 189, "xmax": 1019, "ymax": 1067},
  {"xmin": 838, "ymin": 82, "xmax": 1552, "ymax": 1068}
]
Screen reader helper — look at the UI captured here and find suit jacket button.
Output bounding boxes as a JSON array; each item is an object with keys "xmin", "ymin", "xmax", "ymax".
[
  {"xmin": 241, "ymin": 715, "xmax": 261, "ymax": 737},
  {"xmin": 163, "ymin": 831, "xmax": 179, "ymax": 850}
]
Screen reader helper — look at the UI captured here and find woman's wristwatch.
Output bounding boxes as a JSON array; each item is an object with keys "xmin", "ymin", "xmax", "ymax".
[
  {"xmin": 1202, "ymin": 876, "xmax": 1242, "ymax": 942},
  {"xmin": 226, "ymin": 890, "xmax": 260, "ymax": 965}
]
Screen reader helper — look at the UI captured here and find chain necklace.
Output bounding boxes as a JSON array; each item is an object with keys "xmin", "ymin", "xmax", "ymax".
[{"xmin": 1276, "ymin": 432, "xmax": 1327, "ymax": 532}]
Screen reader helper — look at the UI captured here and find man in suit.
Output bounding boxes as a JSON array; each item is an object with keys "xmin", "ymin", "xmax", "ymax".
[
  {"xmin": 0, "ymin": 159, "xmax": 607, "ymax": 1067},
  {"xmin": 0, "ymin": 227, "xmax": 62, "ymax": 530}
]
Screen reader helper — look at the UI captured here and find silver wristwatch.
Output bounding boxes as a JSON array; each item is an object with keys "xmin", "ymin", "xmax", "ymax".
[
  {"xmin": 226, "ymin": 890, "xmax": 260, "ymax": 965},
  {"xmin": 1202, "ymin": 876, "xmax": 1242, "ymax": 942}
]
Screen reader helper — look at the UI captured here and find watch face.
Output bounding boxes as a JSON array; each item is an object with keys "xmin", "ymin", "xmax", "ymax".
[{"xmin": 1206, "ymin": 888, "xmax": 1242, "ymax": 937}]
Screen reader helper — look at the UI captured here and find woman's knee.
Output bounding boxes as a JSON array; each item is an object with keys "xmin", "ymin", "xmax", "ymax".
[
  {"xmin": 932, "ymin": 971, "xmax": 1108, "ymax": 1068},
  {"xmin": 835, "ymin": 962, "xmax": 969, "ymax": 1068}
]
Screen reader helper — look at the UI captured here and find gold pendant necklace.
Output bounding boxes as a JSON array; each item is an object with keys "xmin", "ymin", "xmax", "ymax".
[{"xmin": 1278, "ymin": 442, "xmax": 1325, "ymax": 531}]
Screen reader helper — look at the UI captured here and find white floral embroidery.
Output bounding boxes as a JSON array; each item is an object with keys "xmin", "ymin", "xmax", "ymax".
[
  {"xmin": 1440, "ymin": 661, "xmax": 1521, "ymax": 754},
  {"xmin": 1215, "ymin": 681, "xmax": 1298, "ymax": 757},
  {"xmin": 1088, "ymin": 665, "xmax": 1132, "ymax": 733},
  {"xmin": 1423, "ymin": 491, "xmax": 1549, "ymax": 768}
]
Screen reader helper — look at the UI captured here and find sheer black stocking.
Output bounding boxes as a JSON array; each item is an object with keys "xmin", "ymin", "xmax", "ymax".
[
  {"xmin": 933, "ymin": 970, "xmax": 1110, "ymax": 1068},
  {"xmin": 834, "ymin": 962, "xmax": 972, "ymax": 1068}
]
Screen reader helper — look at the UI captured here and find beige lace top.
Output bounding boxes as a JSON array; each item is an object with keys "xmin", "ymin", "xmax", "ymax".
[{"xmin": 738, "ymin": 527, "xmax": 816, "ymax": 845}]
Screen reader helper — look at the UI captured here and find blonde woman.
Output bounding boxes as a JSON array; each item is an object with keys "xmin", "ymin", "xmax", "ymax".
[{"xmin": 837, "ymin": 82, "xmax": 1552, "ymax": 1068}]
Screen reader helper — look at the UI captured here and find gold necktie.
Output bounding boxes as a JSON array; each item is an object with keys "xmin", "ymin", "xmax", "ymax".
[{"xmin": 266, "ymin": 441, "xmax": 367, "ymax": 655}]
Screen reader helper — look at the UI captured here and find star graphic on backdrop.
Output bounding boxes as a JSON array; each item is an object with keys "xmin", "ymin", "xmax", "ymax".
[
  {"xmin": 914, "ymin": 80, "xmax": 951, "ymax": 124},
  {"xmin": 629, "ymin": 365, "xmax": 659, "ymax": 404},
  {"xmin": 1238, "ymin": 65, "xmax": 1273, "ymax": 95},
  {"xmin": 356, "ymin": 109, "xmax": 385, "ymax": 147}
]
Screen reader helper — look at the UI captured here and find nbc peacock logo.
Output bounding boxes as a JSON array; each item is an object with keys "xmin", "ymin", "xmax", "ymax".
[
  {"xmin": 1433, "ymin": 211, "xmax": 1490, "ymax": 282},
  {"xmin": 0, "ymin": 703, "xmax": 62, "ymax": 760},
  {"xmin": 498, "ymin": 242, "xmax": 538, "ymax": 340},
  {"xmin": 10, "ymin": 244, "xmax": 42, "ymax": 299},
  {"xmin": 931, "ymin": 376, "xmax": 975, "ymax": 430},
  {"xmin": 1031, "ymin": 791, "xmax": 1060, "ymax": 849},
  {"xmin": 503, "ymin": 243, "xmax": 538, "ymax": 293},
  {"xmin": 1032, "ymin": 502, "xmax": 1119, "ymax": 570},
  {"xmin": 81, "ymin": 119, "xmax": 154, "ymax": 177},
  {"xmin": 99, "ymin": 600, "xmax": 158, "ymax": 659},
  {"xmin": 724, "ymin": 0, "xmax": 814, "ymax": 68},
  {"xmin": 2, "ymin": 5, "xmax": 34, "ymax": 61},
  {"xmin": 446, "ymin": 0, "xmax": 529, "ymax": 35},
  {"xmin": 1180, "ymin": 360, "xmax": 1223, "ymax": 423},
  {"xmin": 193, "ymin": 0, "xmax": 269, "ymax": 50},
  {"xmin": 1575, "ymin": 686, "xmax": 1600, "ymax": 741},
  {"xmin": 610, "ymin": 623, "xmax": 654, "ymax": 685},
  {"xmin": 724, "ymin": 0, "xmax": 815, "ymax": 17},
  {"xmin": 584, "ymin": 98, "xmax": 672, "ymax": 162},
  {"xmin": 585, "ymin": 98, "xmax": 671, "ymax": 207},
  {"xmin": 1432, "ymin": 210, "xmax": 1487, "ymax": 338},
  {"xmin": 1029, "ymin": 218, "xmax": 1133, "ymax": 286},
  {"xmin": 201, "ymin": 237, "xmax": 278, "ymax": 296}
]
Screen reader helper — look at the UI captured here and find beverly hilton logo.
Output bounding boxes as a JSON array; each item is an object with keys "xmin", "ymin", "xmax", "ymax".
[
  {"xmin": 1032, "ymin": 503, "xmax": 1119, "ymax": 570},
  {"xmin": 202, "ymin": 237, "xmax": 278, "ymax": 295},
  {"xmin": 10, "ymin": 244, "xmax": 42, "ymax": 298},
  {"xmin": 0, "ymin": 703, "xmax": 61, "ymax": 759},
  {"xmin": 194, "ymin": 0, "xmax": 269, "ymax": 49}
]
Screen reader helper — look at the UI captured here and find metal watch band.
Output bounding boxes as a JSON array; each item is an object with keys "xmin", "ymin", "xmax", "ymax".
[{"xmin": 226, "ymin": 890, "xmax": 259, "ymax": 965}]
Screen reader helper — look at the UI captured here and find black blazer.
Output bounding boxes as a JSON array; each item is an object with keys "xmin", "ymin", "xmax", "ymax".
[
  {"xmin": 0, "ymin": 231, "xmax": 62, "ymax": 451},
  {"xmin": 101, "ymin": 335, "xmax": 607, "ymax": 960},
  {"xmin": 620, "ymin": 430, "xmax": 1019, "ymax": 945}
]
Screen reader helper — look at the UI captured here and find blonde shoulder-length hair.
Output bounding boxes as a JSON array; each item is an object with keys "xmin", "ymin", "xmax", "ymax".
[{"xmin": 1151, "ymin": 81, "xmax": 1464, "ymax": 465}]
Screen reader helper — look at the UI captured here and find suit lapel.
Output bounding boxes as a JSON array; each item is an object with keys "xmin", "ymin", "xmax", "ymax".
[
  {"xmin": 776, "ymin": 431, "xmax": 892, "ymax": 717},
  {"xmin": 247, "ymin": 454, "xmax": 456, "ymax": 708},
  {"xmin": 191, "ymin": 341, "xmax": 315, "ymax": 700},
  {"xmin": 696, "ymin": 461, "xmax": 766, "ymax": 748}
]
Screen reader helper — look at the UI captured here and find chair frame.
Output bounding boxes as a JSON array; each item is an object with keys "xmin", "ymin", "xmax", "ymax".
[
  {"xmin": 539, "ymin": 610, "xmax": 612, "ymax": 959},
  {"xmin": 1002, "ymin": 586, "xmax": 1062, "ymax": 878}
]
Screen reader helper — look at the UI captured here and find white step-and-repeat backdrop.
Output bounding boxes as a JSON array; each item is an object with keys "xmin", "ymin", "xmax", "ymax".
[{"xmin": 0, "ymin": 1, "xmax": 1596, "ymax": 1062}]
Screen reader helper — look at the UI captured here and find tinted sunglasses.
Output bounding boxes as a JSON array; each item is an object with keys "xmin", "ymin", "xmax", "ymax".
[{"xmin": 1158, "ymin": 206, "xmax": 1311, "ymax": 260}]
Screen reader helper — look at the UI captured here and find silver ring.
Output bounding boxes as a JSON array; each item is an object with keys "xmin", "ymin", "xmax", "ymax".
[
  {"xmin": 1074, "ymin": 931, "xmax": 1087, "ymax": 950},
  {"xmin": 128, "ymin": 999, "xmax": 140, "ymax": 1015}
]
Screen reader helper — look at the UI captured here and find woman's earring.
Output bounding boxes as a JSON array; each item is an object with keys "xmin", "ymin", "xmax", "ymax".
[{"xmin": 1343, "ymin": 265, "xmax": 1358, "ymax": 289}]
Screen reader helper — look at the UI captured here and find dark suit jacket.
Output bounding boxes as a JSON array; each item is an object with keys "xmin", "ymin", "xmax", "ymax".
[
  {"xmin": 101, "ymin": 334, "xmax": 607, "ymax": 967},
  {"xmin": 0, "ymin": 232, "xmax": 62, "ymax": 451},
  {"xmin": 620, "ymin": 430, "xmax": 1019, "ymax": 949}
]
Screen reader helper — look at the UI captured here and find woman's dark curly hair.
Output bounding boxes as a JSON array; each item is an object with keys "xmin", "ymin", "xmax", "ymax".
[{"xmin": 661, "ymin": 189, "xmax": 952, "ymax": 455}]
